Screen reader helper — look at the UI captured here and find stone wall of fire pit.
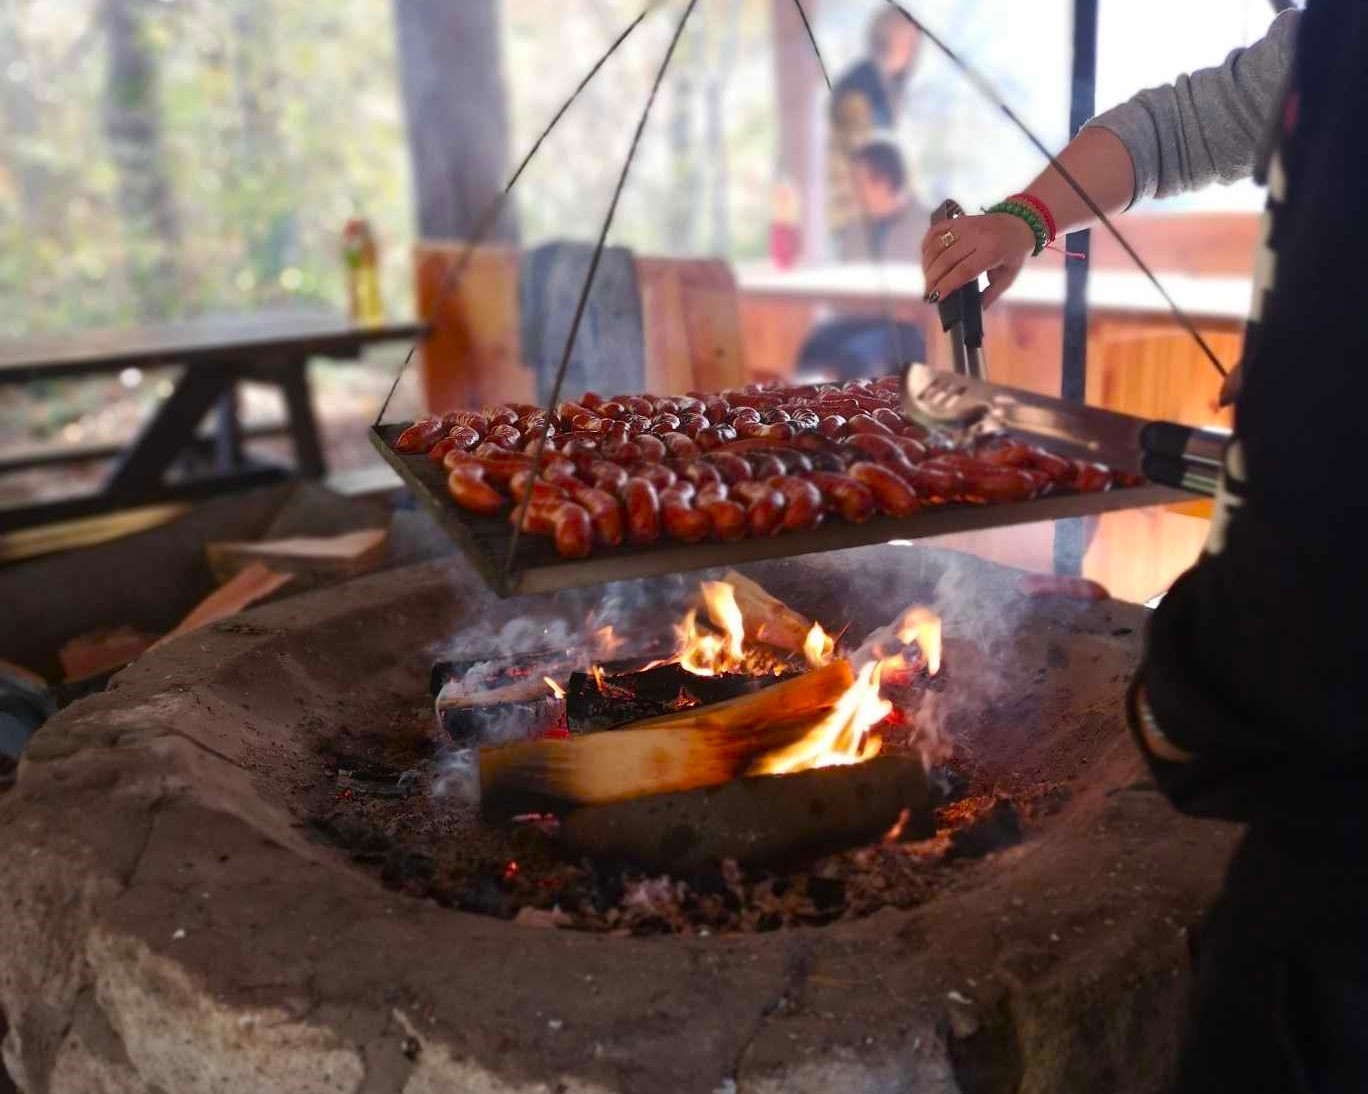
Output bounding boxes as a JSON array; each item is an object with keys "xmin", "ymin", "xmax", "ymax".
[{"xmin": 0, "ymin": 545, "xmax": 1239, "ymax": 1094}]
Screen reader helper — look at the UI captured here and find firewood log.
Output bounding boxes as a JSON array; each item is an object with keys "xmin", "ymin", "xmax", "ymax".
[
  {"xmin": 479, "ymin": 660, "xmax": 854, "ymax": 818},
  {"xmin": 720, "ymin": 570, "xmax": 817, "ymax": 653},
  {"xmin": 560, "ymin": 755, "xmax": 934, "ymax": 872}
]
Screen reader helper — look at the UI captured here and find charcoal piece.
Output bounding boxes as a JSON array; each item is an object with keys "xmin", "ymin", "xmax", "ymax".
[
  {"xmin": 565, "ymin": 662, "xmax": 794, "ymax": 733},
  {"xmin": 559, "ymin": 755, "xmax": 934, "ymax": 873},
  {"xmin": 438, "ymin": 694, "xmax": 562, "ymax": 748},
  {"xmin": 430, "ymin": 649, "xmax": 569, "ymax": 698},
  {"xmin": 928, "ymin": 765, "xmax": 970, "ymax": 806},
  {"xmin": 946, "ymin": 798, "xmax": 1023, "ymax": 860}
]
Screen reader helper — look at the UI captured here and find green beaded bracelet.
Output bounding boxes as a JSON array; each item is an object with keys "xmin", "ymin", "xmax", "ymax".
[{"xmin": 987, "ymin": 199, "xmax": 1048, "ymax": 257}]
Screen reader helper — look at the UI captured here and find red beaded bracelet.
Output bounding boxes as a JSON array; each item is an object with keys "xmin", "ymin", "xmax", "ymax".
[{"xmin": 1007, "ymin": 193, "xmax": 1057, "ymax": 243}]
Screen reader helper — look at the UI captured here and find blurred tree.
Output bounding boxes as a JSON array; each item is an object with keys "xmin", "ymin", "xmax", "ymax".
[
  {"xmin": 391, "ymin": 0, "xmax": 516, "ymax": 241},
  {"xmin": 101, "ymin": 0, "xmax": 183, "ymax": 317}
]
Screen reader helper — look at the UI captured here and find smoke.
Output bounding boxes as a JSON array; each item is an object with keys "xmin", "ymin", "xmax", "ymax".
[
  {"xmin": 911, "ymin": 547, "xmax": 1031, "ymax": 767},
  {"xmin": 433, "ymin": 747, "xmax": 481, "ymax": 804}
]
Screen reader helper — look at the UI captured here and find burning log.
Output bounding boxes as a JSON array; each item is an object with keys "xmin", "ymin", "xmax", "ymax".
[
  {"xmin": 436, "ymin": 676, "xmax": 565, "ymax": 746},
  {"xmin": 719, "ymin": 570, "xmax": 821, "ymax": 655},
  {"xmin": 479, "ymin": 661, "xmax": 855, "ymax": 819},
  {"xmin": 564, "ymin": 661, "xmax": 795, "ymax": 733},
  {"xmin": 559, "ymin": 755, "xmax": 934, "ymax": 872}
]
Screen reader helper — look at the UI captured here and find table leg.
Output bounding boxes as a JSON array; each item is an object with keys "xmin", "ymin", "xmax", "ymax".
[
  {"xmin": 276, "ymin": 360, "xmax": 326, "ymax": 478},
  {"xmin": 106, "ymin": 366, "xmax": 237, "ymax": 495},
  {"xmin": 215, "ymin": 388, "xmax": 244, "ymax": 472}
]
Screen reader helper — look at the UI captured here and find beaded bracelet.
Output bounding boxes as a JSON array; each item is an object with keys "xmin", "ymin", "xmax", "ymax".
[
  {"xmin": 1009, "ymin": 192, "xmax": 1058, "ymax": 242},
  {"xmin": 986, "ymin": 199, "xmax": 1049, "ymax": 256}
]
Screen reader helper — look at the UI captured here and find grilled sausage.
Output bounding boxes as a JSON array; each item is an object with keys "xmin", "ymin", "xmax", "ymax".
[
  {"xmin": 485, "ymin": 423, "xmax": 523, "ymax": 450},
  {"xmin": 512, "ymin": 499, "xmax": 593, "ymax": 559},
  {"xmin": 698, "ymin": 494, "xmax": 747, "ymax": 542},
  {"xmin": 701, "ymin": 452, "xmax": 753, "ymax": 484},
  {"xmin": 848, "ymin": 462, "xmax": 920, "ymax": 517},
  {"xmin": 394, "ymin": 418, "xmax": 446, "ymax": 454},
  {"xmin": 622, "ymin": 478, "xmax": 662, "ymax": 545},
  {"xmin": 660, "ymin": 486, "xmax": 712, "ymax": 543},
  {"xmin": 769, "ymin": 476, "xmax": 824, "ymax": 531},
  {"xmin": 845, "ymin": 413, "xmax": 897, "ymax": 437},
  {"xmin": 730, "ymin": 481, "xmax": 786, "ymax": 536},
  {"xmin": 632, "ymin": 433, "xmax": 668, "ymax": 462},
  {"xmin": 1072, "ymin": 462, "xmax": 1114, "ymax": 493},
  {"xmin": 629, "ymin": 463, "xmax": 677, "ymax": 492},
  {"xmin": 806, "ymin": 471, "xmax": 877, "ymax": 523},
  {"xmin": 446, "ymin": 463, "xmax": 506, "ymax": 516},
  {"xmin": 587, "ymin": 461, "xmax": 629, "ymax": 493}
]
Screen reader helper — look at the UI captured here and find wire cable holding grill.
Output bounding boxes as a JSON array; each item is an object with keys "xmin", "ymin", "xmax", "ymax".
[{"xmin": 879, "ymin": 0, "xmax": 1229, "ymax": 378}]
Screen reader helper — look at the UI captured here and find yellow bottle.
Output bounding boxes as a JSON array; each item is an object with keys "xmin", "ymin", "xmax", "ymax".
[{"xmin": 342, "ymin": 218, "xmax": 384, "ymax": 326}]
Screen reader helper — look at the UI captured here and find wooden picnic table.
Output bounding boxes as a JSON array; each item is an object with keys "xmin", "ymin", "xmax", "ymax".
[{"xmin": 0, "ymin": 311, "xmax": 427, "ymax": 532}]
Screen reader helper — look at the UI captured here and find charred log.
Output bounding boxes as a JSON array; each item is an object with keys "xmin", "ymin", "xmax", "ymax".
[
  {"xmin": 560, "ymin": 755, "xmax": 933, "ymax": 873},
  {"xmin": 564, "ymin": 661, "xmax": 796, "ymax": 732}
]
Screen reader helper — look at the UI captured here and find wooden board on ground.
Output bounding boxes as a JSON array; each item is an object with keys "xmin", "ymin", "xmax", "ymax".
[
  {"xmin": 371, "ymin": 424, "xmax": 1187, "ymax": 598},
  {"xmin": 57, "ymin": 625, "xmax": 160, "ymax": 683},
  {"xmin": 206, "ymin": 528, "xmax": 387, "ymax": 584},
  {"xmin": 152, "ymin": 563, "xmax": 292, "ymax": 650}
]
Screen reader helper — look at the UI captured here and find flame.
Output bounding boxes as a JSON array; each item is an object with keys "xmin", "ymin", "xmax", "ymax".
[
  {"xmin": 752, "ymin": 607, "xmax": 942, "ymax": 775},
  {"xmin": 896, "ymin": 608, "xmax": 942, "ymax": 676},
  {"xmin": 803, "ymin": 623, "xmax": 834, "ymax": 668},
  {"xmin": 590, "ymin": 664, "xmax": 607, "ymax": 690},
  {"xmin": 593, "ymin": 624, "xmax": 622, "ymax": 658},
  {"xmin": 543, "ymin": 676, "xmax": 565, "ymax": 699},
  {"xmin": 676, "ymin": 580, "xmax": 824, "ymax": 677}
]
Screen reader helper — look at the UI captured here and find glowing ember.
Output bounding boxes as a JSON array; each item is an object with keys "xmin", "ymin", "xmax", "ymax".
[{"xmin": 543, "ymin": 677, "xmax": 565, "ymax": 699}]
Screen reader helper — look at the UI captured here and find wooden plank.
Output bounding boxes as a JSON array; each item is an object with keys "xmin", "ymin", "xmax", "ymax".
[
  {"xmin": 205, "ymin": 528, "xmax": 388, "ymax": 584},
  {"xmin": 0, "ymin": 503, "xmax": 189, "ymax": 565},
  {"xmin": 57, "ymin": 625, "xmax": 158, "ymax": 683},
  {"xmin": 371, "ymin": 424, "xmax": 1188, "ymax": 598},
  {"xmin": 0, "ymin": 312, "xmax": 426, "ymax": 383},
  {"xmin": 414, "ymin": 242, "xmax": 530, "ymax": 413},
  {"xmin": 636, "ymin": 257, "xmax": 747, "ymax": 394},
  {"xmin": 151, "ymin": 563, "xmax": 292, "ymax": 650}
]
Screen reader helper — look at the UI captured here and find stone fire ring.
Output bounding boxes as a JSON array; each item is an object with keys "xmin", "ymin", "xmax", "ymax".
[{"xmin": 1, "ymin": 546, "xmax": 1238, "ymax": 1094}]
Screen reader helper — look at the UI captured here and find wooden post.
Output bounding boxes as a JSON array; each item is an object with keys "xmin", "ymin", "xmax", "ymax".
[{"xmin": 771, "ymin": 0, "xmax": 824, "ymax": 261}]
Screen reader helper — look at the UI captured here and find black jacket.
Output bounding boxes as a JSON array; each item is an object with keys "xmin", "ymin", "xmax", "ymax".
[{"xmin": 1133, "ymin": 0, "xmax": 1368, "ymax": 836}]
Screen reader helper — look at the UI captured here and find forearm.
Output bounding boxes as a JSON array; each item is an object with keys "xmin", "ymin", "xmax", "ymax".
[{"xmin": 1018, "ymin": 127, "xmax": 1138, "ymax": 236}]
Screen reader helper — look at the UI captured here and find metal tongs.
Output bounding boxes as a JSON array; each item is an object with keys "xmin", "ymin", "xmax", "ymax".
[
  {"xmin": 930, "ymin": 200, "xmax": 986, "ymax": 383},
  {"xmin": 901, "ymin": 199, "xmax": 1231, "ymax": 496}
]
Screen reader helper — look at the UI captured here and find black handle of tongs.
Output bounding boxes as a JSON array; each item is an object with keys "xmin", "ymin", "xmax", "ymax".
[
  {"xmin": 930, "ymin": 200, "xmax": 986, "ymax": 381},
  {"xmin": 1139, "ymin": 422, "xmax": 1230, "ymax": 497}
]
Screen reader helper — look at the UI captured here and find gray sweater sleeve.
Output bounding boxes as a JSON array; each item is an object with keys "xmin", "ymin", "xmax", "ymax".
[{"xmin": 1083, "ymin": 9, "xmax": 1298, "ymax": 206}]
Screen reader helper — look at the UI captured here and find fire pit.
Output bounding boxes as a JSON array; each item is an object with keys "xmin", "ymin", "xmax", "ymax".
[{"xmin": 0, "ymin": 543, "xmax": 1238, "ymax": 1094}]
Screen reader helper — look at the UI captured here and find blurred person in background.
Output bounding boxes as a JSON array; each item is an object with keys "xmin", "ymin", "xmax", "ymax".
[
  {"xmin": 919, "ymin": 6, "xmax": 1298, "ymax": 407},
  {"xmin": 828, "ymin": 10, "xmax": 924, "ymax": 245},
  {"xmin": 835, "ymin": 140, "xmax": 928, "ymax": 261}
]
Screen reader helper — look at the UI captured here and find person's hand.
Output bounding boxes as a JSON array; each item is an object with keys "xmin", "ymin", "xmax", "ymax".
[{"xmin": 921, "ymin": 213, "xmax": 1036, "ymax": 309}]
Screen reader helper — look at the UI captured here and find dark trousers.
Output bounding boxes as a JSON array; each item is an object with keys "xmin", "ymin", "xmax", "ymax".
[{"xmin": 1174, "ymin": 825, "xmax": 1368, "ymax": 1093}]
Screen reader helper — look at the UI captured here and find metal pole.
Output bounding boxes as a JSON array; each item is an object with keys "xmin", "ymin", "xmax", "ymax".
[
  {"xmin": 1061, "ymin": 0, "xmax": 1097, "ymax": 404},
  {"xmin": 1055, "ymin": 0, "xmax": 1099, "ymax": 577}
]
